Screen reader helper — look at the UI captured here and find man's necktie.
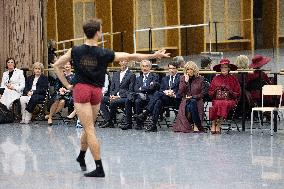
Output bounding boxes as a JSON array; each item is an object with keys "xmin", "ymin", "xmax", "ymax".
[
  {"xmin": 169, "ymin": 76, "xmax": 173, "ymax": 89},
  {"xmin": 143, "ymin": 75, "xmax": 148, "ymax": 86}
]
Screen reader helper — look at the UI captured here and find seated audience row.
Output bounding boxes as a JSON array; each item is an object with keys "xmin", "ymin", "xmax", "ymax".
[
  {"xmin": 0, "ymin": 54, "xmax": 275, "ymax": 133},
  {"xmin": 99, "ymin": 54, "xmax": 274, "ymax": 134}
]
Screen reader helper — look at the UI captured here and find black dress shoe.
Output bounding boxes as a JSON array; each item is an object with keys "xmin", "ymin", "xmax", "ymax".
[
  {"xmin": 136, "ymin": 111, "xmax": 149, "ymax": 121},
  {"xmin": 120, "ymin": 124, "xmax": 132, "ymax": 130},
  {"xmin": 100, "ymin": 121, "xmax": 114, "ymax": 128},
  {"xmin": 165, "ymin": 109, "xmax": 170, "ymax": 117},
  {"xmin": 134, "ymin": 124, "xmax": 143, "ymax": 130},
  {"xmin": 145, "ymin": 125, "xmax": 157, "ymax": 132}
]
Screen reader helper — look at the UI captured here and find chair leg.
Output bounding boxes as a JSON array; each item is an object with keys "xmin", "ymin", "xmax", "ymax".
[
  {"xmin": 270, "ymin": 111, "xmax": 273, "ymax": 136},
  {"xmin": 250, "ymin": 110, "xmax": 253, "ymax": 135},
  {"xmin": 257, "ymin": 111, "xmax": 263, "ymax": 133}
]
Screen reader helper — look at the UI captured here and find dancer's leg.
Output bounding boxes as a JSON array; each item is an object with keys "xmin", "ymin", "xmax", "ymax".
[{"xmin": 75, "ymin": 102, "xmax": 104, "ymax": 177}]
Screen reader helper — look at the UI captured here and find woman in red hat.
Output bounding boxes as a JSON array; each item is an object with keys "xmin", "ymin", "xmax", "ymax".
[
  {"xmin": 246, "ymin": 55, "xmax": 272, "ymax": 106},
  {"xmin": 208, "ymin": 58, "xmax": 241, "ymax": 134}
]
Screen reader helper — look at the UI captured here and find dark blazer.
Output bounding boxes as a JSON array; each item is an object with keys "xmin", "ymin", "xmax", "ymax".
[
  {"xmin": 110, "ymin": 69, "xmax": 135, "ymax": 98},
  {"xmin": 160, "ymin": 74, "xmax": 181, "ymax": 99},
  {"xmin": 23, "ymin": 74, "xmax": 49, "ymax": 96},
  {"xmin": 134, "ymin": 73, "xmax": 160, "ymax": 95}
]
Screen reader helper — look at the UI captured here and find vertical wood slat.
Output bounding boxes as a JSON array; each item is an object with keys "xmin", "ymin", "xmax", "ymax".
[
  {"xmin": 0, "ymin": 1, "xmax": 4, "ymax": 76},
  {"xmin": 0, "ymin": 0, "xmax": 43, "ymax": 72}
]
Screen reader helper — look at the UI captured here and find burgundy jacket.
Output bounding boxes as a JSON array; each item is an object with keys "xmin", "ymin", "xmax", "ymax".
[{"xmin": 173, "ymin": 75, "xmax": 205, "ymax": 132}]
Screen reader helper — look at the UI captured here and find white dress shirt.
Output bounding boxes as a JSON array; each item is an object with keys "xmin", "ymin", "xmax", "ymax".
[
  {"xmin": 31, "ymin": 76, "xmax": 40, "ymax": 91},
  {"xmin": 119, "ymin": 68, "xmax": 128, "ymax": 83},
  {"xmin": 169, "ymin": 74, "xmax": 177, "ymax": 88}
]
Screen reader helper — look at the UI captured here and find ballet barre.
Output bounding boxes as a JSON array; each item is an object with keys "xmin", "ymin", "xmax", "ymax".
[
  {"xmin": 55, "ymin": 31, "xmax": 125, "ymax": 53},
  {"xmin": 133, "ymin": 23, "xmax": 209, "ymax": 54}
]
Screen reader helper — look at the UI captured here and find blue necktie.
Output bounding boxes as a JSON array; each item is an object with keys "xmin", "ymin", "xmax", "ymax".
[{"xmin": 143, "ymin": 75, "xmax": 148, "ymax": 86}]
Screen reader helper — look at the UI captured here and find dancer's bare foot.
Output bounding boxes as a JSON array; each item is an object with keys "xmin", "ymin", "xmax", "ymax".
[
  {"xmin": 48, "ymin": 118, "xmax": 53, "ymax": 126},
  {"xmin": 211, "ymin": 120, "xmax": 217, "ymax": 134}
]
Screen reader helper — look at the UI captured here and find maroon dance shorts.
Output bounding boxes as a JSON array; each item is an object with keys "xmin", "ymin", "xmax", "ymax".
[{"xmin": 73, "ymin": 83, "xmax": 102, "ymax": 105}]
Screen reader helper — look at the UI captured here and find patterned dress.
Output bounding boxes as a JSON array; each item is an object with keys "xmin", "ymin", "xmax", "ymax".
[{"xmin": 53, "ymin": 73, "xmax": 76, "ymax": 108}]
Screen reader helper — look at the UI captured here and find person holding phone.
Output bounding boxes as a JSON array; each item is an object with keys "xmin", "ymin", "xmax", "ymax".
[{"xmin": 173, "ymin": 61, "xmax": 205, "ymax": 133}]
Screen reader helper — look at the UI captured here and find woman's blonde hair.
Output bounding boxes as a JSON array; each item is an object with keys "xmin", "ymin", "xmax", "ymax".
[
  {"xmin": 183, "ymin": 61, "xmax": 199, "ymax": 77},
  {"xmin": 32, "ymin": 62, "xmax": 44, "ymax": 72},
  {"xmin": 235, "ymin": 55, "xmax": 249, "ymax": 69}
]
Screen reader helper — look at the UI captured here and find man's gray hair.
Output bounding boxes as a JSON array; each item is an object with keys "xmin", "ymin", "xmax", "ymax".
[{"xmin": 140, "ymin": 60, "xmax": 152, "ymax": 67}]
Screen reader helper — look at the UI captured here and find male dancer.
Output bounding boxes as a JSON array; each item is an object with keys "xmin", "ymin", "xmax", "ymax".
[{"xmin": 53, "ymin": 18, "xmax": 170, "ymax": 177}]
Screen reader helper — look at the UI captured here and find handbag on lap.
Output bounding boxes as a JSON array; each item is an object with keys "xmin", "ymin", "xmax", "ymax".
[{"xmin": 215, "ymin": 89, "xmax": 230, "ymax": 100}]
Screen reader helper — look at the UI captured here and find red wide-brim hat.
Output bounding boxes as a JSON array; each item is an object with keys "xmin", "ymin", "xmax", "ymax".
[
  {"xmin": 213, "ymin": 58, "xmax": 238, "ymax": 72},
  {"xmin": 249, "ymin": 55, "xmax": 271, "ymax": 69}
]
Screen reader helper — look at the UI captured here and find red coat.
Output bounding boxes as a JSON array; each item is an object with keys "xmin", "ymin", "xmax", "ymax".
[
  {"xmin": 208, "ymin": 74, "xmax": 241, "ymax": 120},
  {"xmin": 173, "ymin": 75, "xmax": 204, "ymax": 132}
]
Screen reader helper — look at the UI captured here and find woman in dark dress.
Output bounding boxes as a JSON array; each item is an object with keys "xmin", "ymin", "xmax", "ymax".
[
  {"xmin": 173, "ymin": 61, "xmax": 205, "ymax": 133},
  {"xmin": 47, "ymin": 61, "xmax": 75, "ymax": 125},
  {"xmin": 209, "ymin": 59, "xmax": 240, "ymax": 134}
]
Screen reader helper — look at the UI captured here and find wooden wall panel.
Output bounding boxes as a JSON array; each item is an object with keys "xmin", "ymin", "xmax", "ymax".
[
  {"xmin": 0, "ymin": 1, "xmax": 4, "ymax": 76},
  {"xmin": 152, "ymin": 0, "xmax": 166, "ymax": 48},
  {"xmin": 0, "ymin": 0, "xmax": 43, "ymax": 71},
  {"xmin": 263, "ymin": 0, "xmax": 278, "ymax": 48},
  {"xmin": 73, "ymin": 1, "xmax": 95, "ymax": 46},
  {"xmin": 280, "ymin": 0, "xmax": 284, "ymax": 36},
  {"xmin": 56, "ymin": 0, "xmax": 74, "ymax": 49},
  {"xmin": 180, "ymin": 0, "xmax": 204, "ymax": 55},
  {"xmin": 165, "ymin": 0, "xmax": 180, "ymax": 51},
  {"xmin": 47, "ymin": 0, "xmax": 57, "ymax": 41},
  {"xmin": 209, "ymin": 0, "xmax": 226, "ymax": 42},
  {"xmin": 112, "ymin": 0, "xmax": 134, "ymax": 53},
  {"xmin": 242, "ymin": 0, "xmax": 253, "ymax": 50},
  {"xmin": 95, "ymin": 0, "xmax": 112, "ymax": 49},
  {"xmin": 227, "ymin": 0, "xmax": 242, "ymax": 38},
  {"xmin": 136, "ymin": 0, "xmax": 151, "ymax": 50}
]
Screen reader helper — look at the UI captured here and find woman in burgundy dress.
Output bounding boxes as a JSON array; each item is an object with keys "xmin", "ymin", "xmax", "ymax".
[
  {"xmin": 209, "ymin": 59, "xmax": 240, "ymax": 134},
  {"xmin": 173, "ymin": 61, "xmax": 205, "ymax": 133},
  {"xmin": 246, "ymin": 55, "xmax": 272, "ymax": 106}
]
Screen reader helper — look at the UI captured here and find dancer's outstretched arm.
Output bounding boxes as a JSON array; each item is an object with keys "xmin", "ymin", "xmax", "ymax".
[{"xmin": 114, "ymin": 49, "xmax": 170, "ymax": 62}]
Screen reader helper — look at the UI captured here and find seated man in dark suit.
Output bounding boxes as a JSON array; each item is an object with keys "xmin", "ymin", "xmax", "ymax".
[
  {"xmin": 137, "ymin": 61, "xmax": 181, "ymax": 132},
  {"xmin": 122, "ymin": 60, "xmax": 160, "ymax": 130},
  {"xmin": 100, "ymin": 60, "xmax": 136, "ymax": 128}
]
